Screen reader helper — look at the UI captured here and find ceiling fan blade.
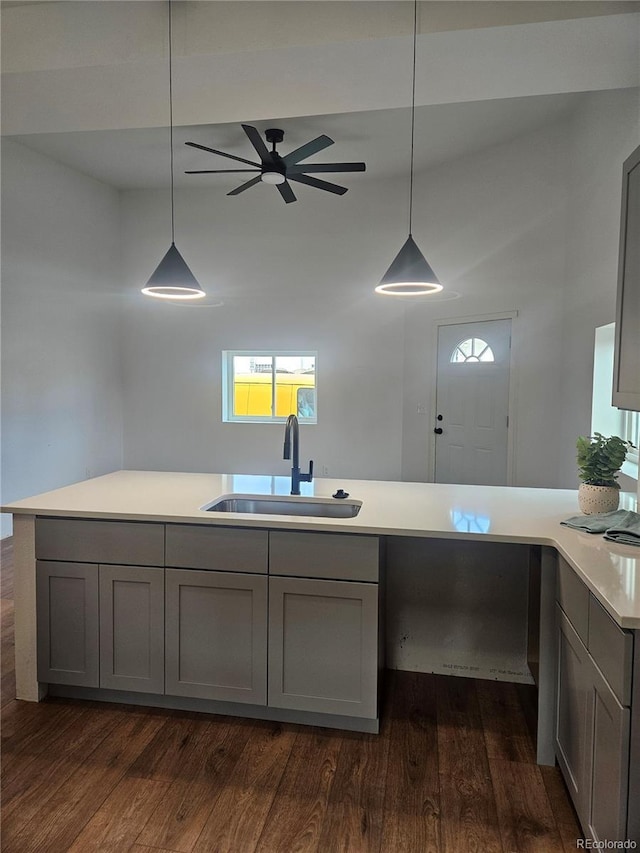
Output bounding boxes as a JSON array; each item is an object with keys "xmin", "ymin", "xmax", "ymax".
[
  {"xmin": 185, "ymin": 141, "xmax": 259, "ymax": 168},
  {"xmin": 227, "ymin": 175, "xmax": 263, "ymax": 196},
  {"xmin": 185, "ymin": 169, "xmax": 260, "ymax": 174},
  {"xmin": 287, "ymin": 173, "xmax": 348, "ymax": 195},
  {"xmin": 277, "ymin": 181, "xmax": 297, "ymax": 204},
  {"xmin": 242, "ymin": 124, "xmax": 272, "ymax": 163},
  {"xmin": 283, "ymin": 135, "xmax": 334, "ymax": 165},
  {"xmin": 287, "ymin": 162, "xmax": 366, "ymax": 175}
]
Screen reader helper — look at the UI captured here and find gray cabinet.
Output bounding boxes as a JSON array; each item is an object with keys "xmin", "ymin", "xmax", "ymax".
[
  {"xmin": 556, "ymin": 606, "xmax": 591, "ymax": 823},
  {"xmin": 34, "ymin": 517, "xmax": 382, "ymax": 730},
  {"xmin": 613, "ymin": 142, "xmax": 640, "ymax": 410},
  {"xmin": 585, "ymin": 655, "xmax": 630, "ymax": 842},
  {"xmin": 165, "ymin": 568, "xmax": 267, "ymax": 704},
  {"xmin": 99, "ymin": 565, "xmax": 165, "ymax": 693},
  {"xmin": 36, "ymin": 561, "xmax": 99, "ymax": 687},
  {"xmin": 555, "ymin": 560, "xmax": 634, "ymax": 842},
  {"xmin": 268, "ymin": 576, "xmax": 379, "ymax": 719}
]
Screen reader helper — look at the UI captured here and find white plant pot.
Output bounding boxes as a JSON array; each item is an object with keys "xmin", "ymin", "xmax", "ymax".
[{"xmin": 578, "ymin": 483, "xmax": 620, "ymax": 515}]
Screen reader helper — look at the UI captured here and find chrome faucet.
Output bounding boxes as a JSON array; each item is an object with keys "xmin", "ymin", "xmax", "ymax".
[{"xmin": 283, "ymin": 414, "xmax": 313, "ymax": 496}]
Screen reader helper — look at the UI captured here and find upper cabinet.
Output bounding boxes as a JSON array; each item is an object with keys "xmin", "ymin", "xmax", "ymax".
[{"xmin": 613, "ymin": 143, "xmax": 640, "ymax": 411}]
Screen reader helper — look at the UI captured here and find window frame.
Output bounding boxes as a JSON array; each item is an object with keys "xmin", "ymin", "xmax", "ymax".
[
  {"xmin": 222, "ymin": 350, "xmax": 318, "ymax": 425},
  {"xmin": 591, "ymin": 324, "xmax": 638, "ymax": 481},
  {"xmin": 450, "ymin": 337, "xmax": 496, "ymax": 364}
]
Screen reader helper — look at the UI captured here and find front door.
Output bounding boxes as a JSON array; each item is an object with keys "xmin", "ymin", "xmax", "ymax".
[{"xmin": 434, "ymin": 319, "xmax": 511, "ymax": 485}]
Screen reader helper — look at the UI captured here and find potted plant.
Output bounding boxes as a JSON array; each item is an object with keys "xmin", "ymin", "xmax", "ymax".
[{"xmin": 576, "ymin": 432, "xmax": 632, "ymax": 514}]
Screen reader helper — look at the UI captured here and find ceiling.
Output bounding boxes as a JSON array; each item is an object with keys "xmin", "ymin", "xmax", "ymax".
[
  {"xmin": 10, "ymin": 92, "xmax": 585, "ymax": 190},
  {"xmin": 2, "ymin": 2, "xmax": 639, "ymax": 191}
]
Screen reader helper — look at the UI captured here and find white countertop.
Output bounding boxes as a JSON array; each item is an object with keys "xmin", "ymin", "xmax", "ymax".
[{"xmin": 4, "ymin": 470, "xmax": 640, "ymax": 628}]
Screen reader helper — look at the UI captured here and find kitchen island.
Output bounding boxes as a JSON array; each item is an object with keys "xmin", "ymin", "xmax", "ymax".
[{"xmin": 3, "ymin": 470, "xmax": 640, "ymax": 842}]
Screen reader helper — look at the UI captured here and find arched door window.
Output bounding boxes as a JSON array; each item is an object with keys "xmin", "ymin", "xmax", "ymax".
[{"xmin": 450, "ymin": 337, "xmax": 495, "ymax": 363}]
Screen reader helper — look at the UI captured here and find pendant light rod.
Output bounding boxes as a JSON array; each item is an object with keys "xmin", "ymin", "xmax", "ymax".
[
  {"xmin": 142, "ymin": 0, "xmax": 206, "ymax": 300},
  {"xmin": 408, "ymin": 0, "xmax": 417, "ymax": 236},
  {"xmin": 168, "ymin": 0, "xmax": 175, "ymax": 244},
  {"xmin": 375, "ymin": 0, "xmax": 443, "ymax": 297}
]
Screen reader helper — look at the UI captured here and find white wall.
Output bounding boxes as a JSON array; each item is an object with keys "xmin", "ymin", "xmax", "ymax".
[
  {"xmin": 400, "ymin": 117, "xmax": 570, "ymax": 487},
  {"xmin": 0, "ymin": 140, "xmax": 123, "ymax": 536},
  {"xmin": 120, "ymin": 177, "xmax": 408, "ymax": 480},
  {"xmin": 557, "ymin": 88, "xmax": 640, "ymax": 489},
  {"xmin": 118, "ymin": 91, "xmax": 638, "ymax": 489}
]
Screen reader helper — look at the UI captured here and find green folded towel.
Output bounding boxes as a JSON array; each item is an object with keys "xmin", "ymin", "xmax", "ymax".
[
  {"xmin": 603, "ymin": 511, "xmax": 640, "ymax": 546},
  {"xmin": 560, "ymin": 509, "xmax": 637, "ymax": 534}
]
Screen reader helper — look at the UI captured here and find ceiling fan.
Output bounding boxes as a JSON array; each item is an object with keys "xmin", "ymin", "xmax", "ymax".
[{"xmin": 184, "ymin": 124, "xmax": 366, "ymax": 204}]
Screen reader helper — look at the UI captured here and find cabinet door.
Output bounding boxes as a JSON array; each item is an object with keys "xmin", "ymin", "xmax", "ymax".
[
  {"xmin": 99, "ymin": 565, "xmax": 164, "ymax": 693},
  {"xmin": 36, "ymin": 561, "xmax": 99, "ymax": 687},
  {"xmin": 613, "ymin": 143, "xmax": 640, "ymax": 409},
  {"xmin": 268, "ymin": 576, "xmax": 378, "ymax": 719},
  {"xmin": 585, "ymin": 657, "xmax": 631, "ymax": 843},
  {"xmin": 165, "ymin": 569, "xmax": 267, "ymax": 704},
  {"xmin": 555, "ymin": 606, "xmax": 591, "ymax": 826}
]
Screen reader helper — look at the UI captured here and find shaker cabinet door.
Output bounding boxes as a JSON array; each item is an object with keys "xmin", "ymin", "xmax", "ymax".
[
  {"xmin": 585, "ymin": 658, "xmax": 631, "ymax": 844},
  {"xmin": 268, "ymin": 576, "xmax": 379, "ymax": 719},
  {"xmin": 36, "ymin": 561, "xmax": 99, "ymax": 687},
  {"xmin": 555, "ymin": 605, "xmax": 591, "ymax": 826},
  {"xmin": 165, "ymin": 568, "xmax": 267, "ymax": 704},
  {"xmin": 99, "ymin": 565, "xmax": 165, "ymax": 693},
  {"xmin": 613, "ymin": 143, "xmax": 640, "ymax": 410}
]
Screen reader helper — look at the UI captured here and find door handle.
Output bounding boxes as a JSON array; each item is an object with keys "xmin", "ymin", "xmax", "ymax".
[{"xmin": 434, "ymin": 427, "xmax": 443, "ymax": 435}]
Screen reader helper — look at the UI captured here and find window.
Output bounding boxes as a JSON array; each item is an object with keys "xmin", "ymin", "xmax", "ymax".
[
  {"xmin": 450, "ymin": 338, "xmax": 495, "ymax": 363},
  {"xmin": 591, "ymin": 324, "xmax": 639, "ymax": 479},
  {"xmin": 222, "ymin": 351, "xmax": 317, "ymax": 424}
]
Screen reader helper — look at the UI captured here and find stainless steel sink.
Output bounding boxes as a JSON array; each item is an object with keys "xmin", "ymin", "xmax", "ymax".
[{"xmin": 203, "ymin": 495, "xmax": 361, "ymax": 518}]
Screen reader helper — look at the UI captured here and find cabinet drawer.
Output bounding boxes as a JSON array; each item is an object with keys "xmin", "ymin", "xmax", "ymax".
[
  {"xmin": 557, "ymin": 556, "xmax": 589, "ymax": 645},
  {"xmin": 269, "ymin": 531, "xmax": 379, "ymax": 582},
  {"xmin": 165, "ymin": 524, "xmax": 268, "ymax": 574},
  {"xmin": 36, "ymin": 518, "xmax": 164, "ymax": 566},
  {"xmin": 588, "ymin": 595, "xmax": 633, "ymax": 707}
]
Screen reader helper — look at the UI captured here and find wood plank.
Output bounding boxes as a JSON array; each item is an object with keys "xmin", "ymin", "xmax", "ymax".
[
  {"xmin": 379, "ymin": 671, "xmax": 441, "ymax": 853},
  {"xmin": 490, "ymin": 758, "xmax": 565, "ymax": 852},
  {"xmin": 2, "ymin": 703, "xmax": 125, "ymax": 803},
  {"xmin": 317, "ymin": 728, "xmax": 390, "ymax": 853},
  {"xmin": 126, "ymin": 711, "xmax": 227, "ymax": 782},
  {"xmin": 477, "ymin": 679, "xmax": 537, "ymax": 764},
  {"xmin": 540, "ymin": 765, "xmax": 583, "ymax": 853},
  {"xmin": 136, "ymin": 716, "xmax": 256, "ymax": 853},
  {"xmin": 1, "ymin": 535, "xmax": 14, "ymax": 599},
  {"xmin": 1, "ymin": 697, "xmax": 89, "ymax": 770},
  {"xmin": 437, "ymin": 676, "xmax": 502, "ymax": 853},
  {"xmin": 516, "ymin": 682, "xmax": 539, "ymax": 748},
  {"xmin": 254, "ymin": 726, "xmax": 342, "ymax": 853},
  {"xmin": 67, "ymin": 776, "xmax": 170, "ymax": 853},
  {"xmin": 191, "ymin": 720, "xmax": 297, "ymax": 853},
  {"xmin": 5, "ymin": 706, "xmax": 167, "ymax": 853}
]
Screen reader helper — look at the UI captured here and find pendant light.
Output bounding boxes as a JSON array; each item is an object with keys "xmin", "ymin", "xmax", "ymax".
[
  {"xmin": 142, "ymin": 0, "xmax": 205, "ymax": 300},
  {"xmin": 375, "ymin": 0, "xmax": 442, "ymax": 296}
]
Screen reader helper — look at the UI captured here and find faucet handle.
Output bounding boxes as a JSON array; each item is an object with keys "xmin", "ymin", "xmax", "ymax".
[{"xmin": 300, "ymin": 459, "xmax": 314, "ymax": 484}]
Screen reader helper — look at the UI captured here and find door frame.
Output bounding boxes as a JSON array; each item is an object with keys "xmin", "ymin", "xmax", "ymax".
[{"xmin": 428, "ymin": 311, "xmax": 518, "ymax": 485}]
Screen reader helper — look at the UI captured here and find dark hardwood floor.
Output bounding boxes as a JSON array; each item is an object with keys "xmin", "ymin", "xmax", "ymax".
[{"xmin": 0, "ymin": 538, "xmax": 581, "ymax": 852}]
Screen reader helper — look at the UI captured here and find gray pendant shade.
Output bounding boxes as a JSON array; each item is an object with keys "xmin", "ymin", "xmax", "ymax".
[
  {"xmin": 376, "ymin": 234, "xmax": 443, "ymax": 295},
  {"xmin": 142, "ymin": 0, "xmax": 205, "ymax": 300},
  {"xmin": 142, "ymin": 242, "xmax": 206, "ymax": 299},
  {"xmin": 376, "ymin": 0, "xmax": 443, "ymax": 297}
]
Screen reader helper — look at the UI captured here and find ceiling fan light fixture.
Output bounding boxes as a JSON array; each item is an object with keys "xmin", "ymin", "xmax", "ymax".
[
  {"xmin": 261, "ymin": 171, "xmax": 286, "ymax": 185},
  {"xmin": 375, "ymin": 234, "xmax": 442, "ymax": 296},
  {"xmin": 142, "ymin": 242, "xmax": 206, "ymax": 300}
]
